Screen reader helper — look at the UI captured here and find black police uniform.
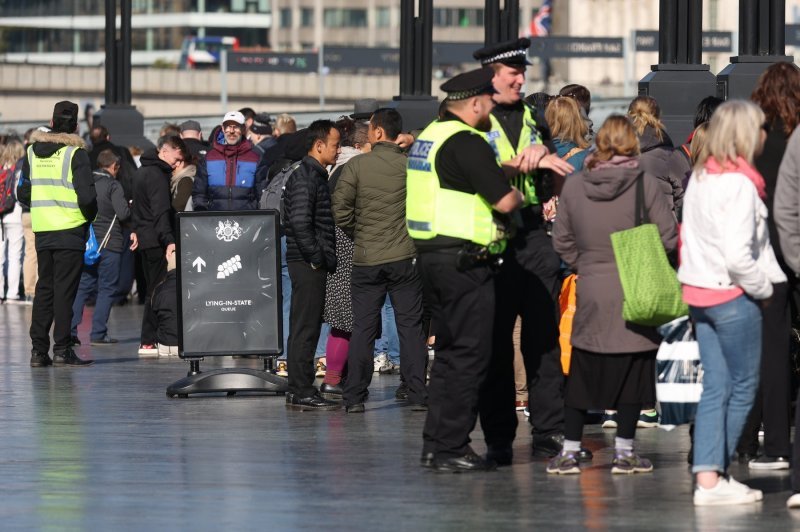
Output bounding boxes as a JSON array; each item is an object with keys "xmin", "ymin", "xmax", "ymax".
[
  {"xmin": 473, "ymin": 38, "xmax": 569, "ymax": 457},
  {"xmin": 415, "ymin": 69, "xmax": 514, "ymax": 470}
]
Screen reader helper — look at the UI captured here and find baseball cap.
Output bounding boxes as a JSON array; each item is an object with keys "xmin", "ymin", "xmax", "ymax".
[{"xmin": 222, "ymin": 111, "xmax": 245, "ymax": 126}]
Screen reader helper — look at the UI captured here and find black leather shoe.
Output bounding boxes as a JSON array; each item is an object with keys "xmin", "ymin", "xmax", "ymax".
[
  {"xmin": 319, "ymin": 382, "xmax": 343, "ymax": 401},
  {"xmin": 52, "ymin": 347, "xmax": 94, "ymax": 367},
  {"xmin": 395, "ymin": 382, "xmax": 409, "ymax": 401},
  {"xmin": 486, "ymin": 444, "xmax": 513, "ymax": 466},
  {"xmin": 420, "ymin": 451, "xmax": 435, "ymax": 468},
  {"xmin": 285, "ymin": 392, "xmax": 340, "ymax": 411},
  {"xmin": 90, "ymin": 336, "xmax": 118, "ymax": 345},
  {"xmin": 434, "ymin": 451, "xmax": 497, "ymax": 473},
  {"xmin": 30, "ymin": 350, "xmax": 52, "ymax": 367},
  {"xmin": 532, "ymin": 433, "xmax": 593, "ymax": 462},
  {"xmin": 345, "ymin": 403, "xmax": 365, "ymax": 413}
]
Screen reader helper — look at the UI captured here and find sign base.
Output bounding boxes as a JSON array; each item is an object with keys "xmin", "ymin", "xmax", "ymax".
[{"xmin": 166, "ymin": 368, "xmax": 288, "ymax": 398}]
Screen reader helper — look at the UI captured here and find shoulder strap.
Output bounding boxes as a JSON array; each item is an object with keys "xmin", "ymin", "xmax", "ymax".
[
  {"xmin": 561, "ymin": 147, "xmax": 584, "ymax": 161},
  {"xmin": 635, "ymin": 172, "xmax": 649, "ymax": 226}
]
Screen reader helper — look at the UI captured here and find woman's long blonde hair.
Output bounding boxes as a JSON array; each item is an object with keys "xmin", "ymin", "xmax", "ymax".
[
  {"xmin": 696, "ymin": 100, "xmax": 765, "ymax": 168},
  {"xmin": 545, "ymin": 97, "xmax": 589, "ymax": 149},
  {"xmin": 1, "ymin": 140, "xmax": 24, "ymax": 169},
  {"xmin": 586, "ymin": 115, "xmax": 640, "ymax": 169},
  {"xmin": 627, "ymin": 95, "xmax": 665, "ymax": 141}
]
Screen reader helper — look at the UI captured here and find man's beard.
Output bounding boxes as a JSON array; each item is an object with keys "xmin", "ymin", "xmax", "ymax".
[{"xmin": 475, "ymin": 115, "xmax": 493, "ymax": 132}]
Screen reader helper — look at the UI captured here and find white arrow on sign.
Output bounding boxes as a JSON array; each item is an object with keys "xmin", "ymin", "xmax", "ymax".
[{"xmin": 192, "ymin": 257, "xmax": 206, "ymax": 273}]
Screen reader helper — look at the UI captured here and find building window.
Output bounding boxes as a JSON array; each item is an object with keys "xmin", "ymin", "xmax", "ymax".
[
  {"xmin": 301, "ymin": 8, "xmax": 314, "ymax": 27},
  {"xmin": 433, "ymin": 8, "xmax": 483, "ymax": 27},
  {"xmin": 280, "ymin": 8, "xmax": 292, "ymax": 28},
  {"xmin": 376, "ymin": 7, "xmax": 391, "ymax": 28},
  {"xmin": 323, "ymin": 9, "xmax": 368, "ymax": 28}
]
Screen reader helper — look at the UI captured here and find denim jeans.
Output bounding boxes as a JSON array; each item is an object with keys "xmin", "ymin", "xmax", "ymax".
[
  {"xmin": 71, "ymin": 249, "xmax": 122, "ymax": 340},
  {"xmin": 690, "ymin": 294, "xmax": 762, "ymax": 474},
  {"xmin": 374, "ymin": 295, "xmax": 400, "ymax": 365},
  {"xmin": 280, "ymin": 235, "xmax": 329, "ymax": 359}
]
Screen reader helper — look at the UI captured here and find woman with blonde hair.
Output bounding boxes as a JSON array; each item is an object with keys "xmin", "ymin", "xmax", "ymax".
[
  {"xmin": 628, "ymin": 95, "xmax": 690, "ymax": 214},
  {"xmin": 545, "ymin": 96, "xmax": 590, "ymax": 171},
  {"xmin": 0, "ymin": 140, "xmax": 26, "ymax": 303},
  {"xmin": 679, "ymin": 100, "xmax": 785, "ymax": 506},
  {"xmin": 549, "ymin": 116, "xmax": 677, "ymax": 475}
]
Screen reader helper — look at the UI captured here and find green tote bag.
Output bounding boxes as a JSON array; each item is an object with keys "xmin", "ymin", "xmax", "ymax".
[{"xmin": 610, "ymin": 174, "xmax": 688, "ymax": 327}]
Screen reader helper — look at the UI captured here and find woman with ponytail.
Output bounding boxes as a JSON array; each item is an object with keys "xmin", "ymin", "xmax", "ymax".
[{"xmin": 627, "ymin": 96, "xmax": 691, "ymax": 216}]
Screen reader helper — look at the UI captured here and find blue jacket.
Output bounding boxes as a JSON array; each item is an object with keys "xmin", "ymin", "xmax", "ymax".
[{"xmin": 192, "ymin": 132, "xmax": 263, "ymax": 211}]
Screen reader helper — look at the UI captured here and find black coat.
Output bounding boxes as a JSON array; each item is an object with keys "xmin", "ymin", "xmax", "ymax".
[
  {"xmin": 132, "ymin": 149, "xmax": 174, "ymax": 250},
  {"xmin": 283, "ymin": 155, "xmax": 337, "ymax": 272}
]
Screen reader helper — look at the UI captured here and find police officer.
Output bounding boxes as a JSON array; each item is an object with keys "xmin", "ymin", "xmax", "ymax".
[
  {"xmin": 408, "ymin": 67, "xmax": 523, "ymax": 472},
  {"xmin": 472, "ymin": 38, "xmax": 592, "ymax": 463},
  {"xmin": 19, "ymin": 101, "xmax": 98, "ymax": 367}
]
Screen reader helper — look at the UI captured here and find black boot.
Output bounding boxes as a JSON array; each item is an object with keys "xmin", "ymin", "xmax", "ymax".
[{"xmin": 52, "ymin": 347, "xmax": 94, "ymax": 367}]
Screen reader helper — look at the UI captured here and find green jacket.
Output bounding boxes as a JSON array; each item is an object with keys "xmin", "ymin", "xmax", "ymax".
[{"xmin": 332, "ymin": 142, "xmax": 416, "ymax": 266}]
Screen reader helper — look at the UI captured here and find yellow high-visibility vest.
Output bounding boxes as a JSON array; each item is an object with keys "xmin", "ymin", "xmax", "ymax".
[
  {"xmin": 28, "ymin": 144, "xmax": 86, "ymax": 232},
  {"xmin": 485, "ymin": 103, "xmax": 542, "ymax": 205}
]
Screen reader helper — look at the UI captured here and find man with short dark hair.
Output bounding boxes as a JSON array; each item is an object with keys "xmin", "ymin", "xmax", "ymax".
[
  {"xmin": 71, "ymin": 149, "xmax": 138, "ymax": 346},
  {"xmin": 192, "ymin": 111, "xmax": 263, "ymax": 211},
  {"xmin": 333, "ymin": 108, "xmax": 428, "ymax": 412},
  {"xmin": 283, "ymin": 120, "xmax": 340, "ymax": 411},
  {"xmin": 19, "ymin": 100, "xmax": 98, "ymax": 367}
]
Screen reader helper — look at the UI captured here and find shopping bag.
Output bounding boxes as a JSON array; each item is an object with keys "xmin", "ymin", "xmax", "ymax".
[
  {"xmin": 84, "ymin": 225, "xmax": 100, "ymax": 265},
  {"xmin": 558, "ymin": 274, "xmax": 577, "ymax": 375},
  {"xmin": 610, "ymin": 175, "xmax": 688, "ymax": 326},
  {"xmin": 656, "ymin": 316, "xmax": 702, "ymax": 427}
]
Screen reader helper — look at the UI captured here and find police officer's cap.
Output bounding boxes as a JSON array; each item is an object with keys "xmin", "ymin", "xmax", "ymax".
[
  {"xmin": 440, "ymin": 67, "xmax": 497, "ymax": 101},
  {"xmin": 473, "ymin": 38, "xmax": 532, "ymax": 67}
]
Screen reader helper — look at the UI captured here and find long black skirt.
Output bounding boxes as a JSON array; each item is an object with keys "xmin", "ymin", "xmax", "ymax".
[{"xmin": 565, "ymin": 347, "xmax": 656, "ymax": 410}]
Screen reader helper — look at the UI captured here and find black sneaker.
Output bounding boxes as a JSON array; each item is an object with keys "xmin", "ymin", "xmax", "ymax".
[
  {"xmin": 52, "ymin": 347, "xmax": 94, "ymax": 367},
  {"xmin": 30, "ymin": 350, "xmax": 52, "ymax": 367},
  {"xmin": 90, "ymin": 336, "xmax": 118, "ymax": 346},
  {"xmin": 394, "ymin": 382, "xmax": 409, "ymax": 401},
  {"xmin": 749, "ymin": 455, "xmax": 790, "ymax": 470},
  {"xmin": 69, "ymin": 336, "xmax": 81, "ymax": 346}
]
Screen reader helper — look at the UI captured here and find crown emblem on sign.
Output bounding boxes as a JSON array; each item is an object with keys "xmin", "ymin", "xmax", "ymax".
[{"xmin": 215, "ymin": 220, "xmax": 243, "ymax": 242}]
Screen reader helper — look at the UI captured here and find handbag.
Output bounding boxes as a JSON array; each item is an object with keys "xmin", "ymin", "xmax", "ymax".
[
  {"xmin": 558, "ymin": 273, "xmax": 577, "ymax": 375},
  {"xmin": 83, "ymin": 214, "xmax": 117, "ymax": 266},
  {"xmin": 610, "ymin": 174, "xmax": 688, "ymax": 326},
  {"xmin": 655, "ymin": 316, "xmax": 703, "ymax": 427}
]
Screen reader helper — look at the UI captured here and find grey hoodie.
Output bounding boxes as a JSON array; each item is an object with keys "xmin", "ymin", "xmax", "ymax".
[{"xmin": 553, "ymin": 156, "xmax": 678, "ymax": 353}]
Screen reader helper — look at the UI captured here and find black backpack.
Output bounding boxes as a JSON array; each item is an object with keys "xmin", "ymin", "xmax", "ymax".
[
  {"xmin": 0, "ymin": 166, "xmax": 17, "ymax": 216},
  {"xmin": 259, "ymin": 160, "xmax": 303, "ymax": 224}
]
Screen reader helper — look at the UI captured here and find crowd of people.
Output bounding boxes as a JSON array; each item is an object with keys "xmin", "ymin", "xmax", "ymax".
[{"xmin": 6, "ymin": 37, "xmax": 800, "ymax": 508}]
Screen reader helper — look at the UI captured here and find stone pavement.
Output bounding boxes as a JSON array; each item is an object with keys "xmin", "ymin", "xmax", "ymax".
[{"xmin": 1, "ymin": 303, "xmax": 797, "ymax": 530}]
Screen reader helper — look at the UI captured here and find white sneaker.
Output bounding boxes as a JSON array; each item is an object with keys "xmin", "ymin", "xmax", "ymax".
[
  {"xmin": 787, "ymin": 492, "xmax": 800, "ymax": 509},
  {"xmin": 373, "ymin": 353, "xmax": 392, "ymax": 373},
  {"xmin": 694, "ymin": 477, "xmax": 762, "ymax": 506},
  {"xmin": 157, "ymin": 344, "xmax": 179, "ymax": 357},
  {"xmin": 138, "ymin": 343, "xmax": 158, "ymax": 357}
]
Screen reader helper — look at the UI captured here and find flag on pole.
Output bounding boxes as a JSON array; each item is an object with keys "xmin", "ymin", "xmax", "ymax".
[{"xmin": 530, "ymin": 0, "xmax": 552, "ymax": 37}]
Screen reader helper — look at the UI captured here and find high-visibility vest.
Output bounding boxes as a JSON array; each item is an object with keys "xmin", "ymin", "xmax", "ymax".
[
  {"xmin": 406, "ymin": 119, "xmax": 506, "ymax": 250},
  {"xmin": 485, "ymin": 103, "xmax": 542, "ymax": 206},
  {"xmin": 28, "ymin": 144, "xmax": 86, "ymax": 232}
]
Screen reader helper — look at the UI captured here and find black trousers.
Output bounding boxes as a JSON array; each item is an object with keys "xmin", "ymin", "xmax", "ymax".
[
  {"xmin": 286, "ymin": 261, "xmax": 327, "ymax": 398},
  {"xmin": 738, "ymin": 281, "xmax": 792, "ymax": 457},
  {"xmin": 479, "ymin": 231, "xmax": 565, "ymax": 446},
  {"xmin": 139, "ymin": 247, "xmax": 166, "ymax": 345},
  {"xmin": 419, "ymin": 250, "xmax": 495, "ymax": 459},
  {"xmin": 30, "ymin": 248, "xmax": 84, "ymax": 354},
  {"xmin": 343, "ymin": 258, "xmax": 428, "ymax": 406}
]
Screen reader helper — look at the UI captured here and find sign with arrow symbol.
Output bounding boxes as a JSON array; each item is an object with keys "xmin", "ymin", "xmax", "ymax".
[{"xmin": 193, "ymin": 257, "xmax": 206, "ymax": 273}]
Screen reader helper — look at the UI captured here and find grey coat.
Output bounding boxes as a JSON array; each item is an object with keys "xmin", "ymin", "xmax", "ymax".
[
  {"xmin": 92, "ymin": 170, "xmax": 131, "ymax": 253},
  {"xmin": 553, "ymin": 157, "xmax": 678, "ymax": 353},
  {"xmin": 774, "ymin": 127, "xmax": 800, "ymax": 274},
  {"xmin": 638, "ymin": 126, "xmax": 690, "ymax": 215}
]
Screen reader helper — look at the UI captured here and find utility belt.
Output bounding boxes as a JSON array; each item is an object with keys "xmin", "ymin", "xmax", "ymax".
[{"xmin": 420, "ymin": 243, "xmax": 504, "ymax": 272}]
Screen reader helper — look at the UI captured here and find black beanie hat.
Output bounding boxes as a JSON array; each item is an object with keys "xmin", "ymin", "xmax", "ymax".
[{"xmin": 52, "ymin": 100, "xmax": 79, "ymax": 133}]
